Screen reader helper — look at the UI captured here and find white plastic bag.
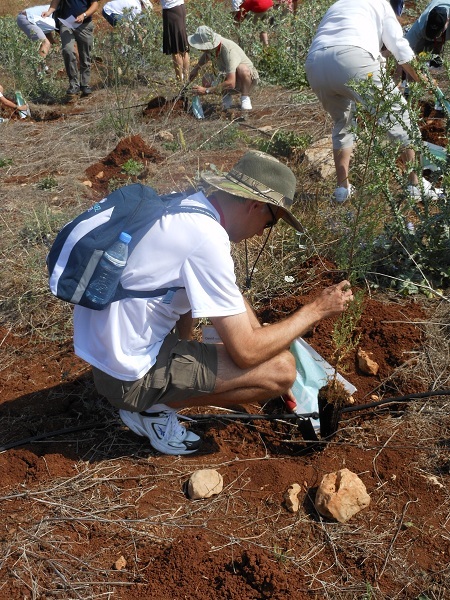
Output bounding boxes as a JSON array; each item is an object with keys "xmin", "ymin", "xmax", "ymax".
[{"xmin": 289, "ymin": 338, "xmax": 357, "ymax": 431}]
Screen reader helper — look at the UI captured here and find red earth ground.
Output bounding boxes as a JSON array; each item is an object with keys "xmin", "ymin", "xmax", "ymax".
[{"xmin": 1, "ymin": 98, "xmax": 449, "ymax": 600}]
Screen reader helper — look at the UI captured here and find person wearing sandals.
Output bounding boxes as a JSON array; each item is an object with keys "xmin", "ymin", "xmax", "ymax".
[
  {"xmin": 305, "ymin": 0, "xmax": 439, "ymax": 203},
  {"xmin": 74, "ymin": 151, "xmax": 353, "ymax": 456},
  {"xmin": 160, "ymin": 0, "xmax": 189, "ymax": 81},
  {"xmin": 187, "ymin": 25, "xmax": 259, "ymax": 111}
]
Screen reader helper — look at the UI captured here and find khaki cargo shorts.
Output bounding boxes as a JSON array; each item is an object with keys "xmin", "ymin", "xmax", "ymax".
[{"xmin": 92, "ymin": 333, "xmax": 218, "ymax": 412}]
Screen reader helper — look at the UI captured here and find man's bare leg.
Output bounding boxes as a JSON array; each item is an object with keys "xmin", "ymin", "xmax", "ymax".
[{"xmin": 165, "ymin": 345, "xmax": 296, "ymax": 409}]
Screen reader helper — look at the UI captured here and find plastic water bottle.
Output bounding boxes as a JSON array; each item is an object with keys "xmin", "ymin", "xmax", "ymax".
[
  {"xmin": 84, "ymin": 232, "xmax": 131, "ymax": 309},
  {"xmin": 15, "ymin": 91, "xmax": 31, "ymax": 119},
  {"xmin": 191, "ymin": 95, "xmax": 205, "ymax": 119}
]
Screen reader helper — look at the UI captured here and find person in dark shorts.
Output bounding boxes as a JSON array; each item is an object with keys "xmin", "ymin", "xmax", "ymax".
[{"xmin": 161, "ymin": 0, "xmax": 189, "ymax": 81}]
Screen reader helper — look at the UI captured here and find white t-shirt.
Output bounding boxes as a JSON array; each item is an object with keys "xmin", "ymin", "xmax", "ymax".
[
  {"xmin": 23, "ymin": 4, "xmax": 56, "ymax": 32},
  {"xmin": 308, "ymin": 0, "xmax": 414, "ymax": 65},
  {"xmin": 160, "ymin": 0, "xmax": 184, "ymax": 9},
  {"xmin": 73, "ymin": 191, "xmax": 246, "ymax": 380},
  {"xmin": 103, "ymin": 0, "xmax": 145, "ymax": 17}
]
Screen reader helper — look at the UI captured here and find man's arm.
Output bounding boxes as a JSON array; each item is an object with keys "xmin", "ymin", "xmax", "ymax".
[
  {"xmin": 192, "ymin": 72, "xmax": 236, "ymax": 96},
  {"xmin": 42, "ymin": 0, "xmax": 60, "ymax": 17},
  {"xmin": 188, "ymin": 52, "xmax": 211, "ymax": 84},
  {"xmin": 211, "ymin": 281, "xmax": 353, "ymax": 369},
  {"xmin": 75, "ymin": 1, "xmax": 99, "ymax": 23}
]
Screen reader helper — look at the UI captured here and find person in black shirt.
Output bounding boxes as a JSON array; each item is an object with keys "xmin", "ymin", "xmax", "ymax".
[{"xmin": 43, "ymin": 0, "xmax": 99, "ymax": 98}]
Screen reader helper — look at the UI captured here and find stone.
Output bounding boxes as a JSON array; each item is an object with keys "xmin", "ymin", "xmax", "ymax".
[
  {"xmin": 303, "ymin": 136, "xmax": 335, "ymax": 180},
  {"xmin": 283, "ymin": 483, "xmax": 302, "ymax": 513},
  {"xmin": 113, "ymin": 555, "xmax": 127, "ymax": 570},
  {"xmin": 315, "ymin": 468, "xmax": 371, "ymax": 523},
  {"xmin": 82, "ymin": 180, "xmax": 92, "ymax": 187},
  {"xmin": 357, "ymin": 348, "xmax": 380, "ymax": 375},
  {"xmin": 156, "ymin": 130, "xmax": 174, "ymax": 142},
  {"xmin": 187, "ymin": 469, "xmax": 223, "ymax": 500}
]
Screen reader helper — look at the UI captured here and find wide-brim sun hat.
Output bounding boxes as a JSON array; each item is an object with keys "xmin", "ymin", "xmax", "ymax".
[
  {"xmin": 201, "ymin": 151, "xmax": 303, "ymax": 232},
  {"xmin": 188, "ymin": 25, "xmax": 221, "ymax": 50}
]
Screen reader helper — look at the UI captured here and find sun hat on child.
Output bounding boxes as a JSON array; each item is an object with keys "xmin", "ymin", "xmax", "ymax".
[
  {"xmin": 201, "ymin": 151, "xmax": 303, "ymax": 232},
  {"xmin": 188, "ymin": 26, "xmax": 221, "ymax": 50}
]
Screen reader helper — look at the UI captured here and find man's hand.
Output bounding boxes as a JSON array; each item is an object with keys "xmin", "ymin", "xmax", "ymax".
[{"xmin": 309, "ymin": 280, "xmax": 354, "ymax": 321}]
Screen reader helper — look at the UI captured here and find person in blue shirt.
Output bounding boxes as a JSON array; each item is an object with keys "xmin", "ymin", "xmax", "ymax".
[
  {"xmin": 43, "ymin": 0, "xmax": 99, "ymax": 98},
  {"xmin": 405, "ymin": 1, "xmax": 450, "ymax": 67}
]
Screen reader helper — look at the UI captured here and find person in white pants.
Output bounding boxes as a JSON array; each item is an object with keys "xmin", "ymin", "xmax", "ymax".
[{"xmin": 305, "ymin": 0, "xmax": 437, "ymax": 202}]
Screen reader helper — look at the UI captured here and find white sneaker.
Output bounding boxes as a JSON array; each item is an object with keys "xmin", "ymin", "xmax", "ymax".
[
  {"xmin": 331, "ymin": 184, "xmax": 355, "ymax": 203},
  {"xmin": 222, "ymin": 93, "xmax": 233, "ymax": 109},
  {"xmin": 119, "ymin": 404, "xmax": 201, "ymax": 455},
  {"xmin": 240, "ymin": 96, "xmax": 252, "ymax": 110},
  {"xmin": 407, "ymin": 177, "xmax": 440, "ymax": 200}
]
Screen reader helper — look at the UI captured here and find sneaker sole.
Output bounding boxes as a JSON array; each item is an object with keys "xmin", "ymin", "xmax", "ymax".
[{"xmin": 119, "ymin": 410, "xmax": 201, "ymax": 455}]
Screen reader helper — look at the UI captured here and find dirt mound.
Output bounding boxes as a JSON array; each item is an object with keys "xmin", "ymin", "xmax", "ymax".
[
  {"xmin": 143, "ymin": 94, "xmax": 189, "ymax": 118},
  {"xmin": 85, "ymin": 134, "xmax": 164, "ymax": 195}
]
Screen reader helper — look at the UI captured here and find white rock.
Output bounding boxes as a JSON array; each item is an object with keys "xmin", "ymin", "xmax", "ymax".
[
  {"xmin": 315, "ymin": 468, "xmax": 370, "ymax": 523},
  {"xmin": 303, "ymin": 136, "xmax": 335, "ymax": 180},
  {"xmin": 187, "ymin": 469, "xmax": 223, "ymax": 500},
  {"xmin": 283, "ymin": 483, "xmax": 302, "ymax": 513}
]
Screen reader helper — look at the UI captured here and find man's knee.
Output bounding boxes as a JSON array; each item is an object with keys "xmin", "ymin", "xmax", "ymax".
[
  {"xmin": 236, "ymin": 64, "xmax": 252, "ymax": 80},
  {"xmin": 267, "ymin": 350, "xmax": 296, "ymax": 394}
]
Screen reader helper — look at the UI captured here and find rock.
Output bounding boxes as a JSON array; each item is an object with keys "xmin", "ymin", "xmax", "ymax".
[
  {"xmin": 113, "ymin": 555, "xmax": 127, "ymax": 570},
  {"xmin": 283, "ymin": 483, "xmax": 302, "ymax": 513},
  {"xmin": 315, "ymin": 468, "xmax": 370, "ymax": 523},
  {"xmin": 156, "ymin": 130, "xmax": 174, "ymax": 142},
  {"xmin": 95, "ymin": 171, "xmax": 104, "ymax": 179},
  {"xmin": 187, "ymin": 469, "xmax": 223, "ymax": 500},
  {"xmin": 303, "ymin": 136, "xmax": 335, "ymax": 180},
  {"xmin": 82, "ymin": 180, "xmax": 92, "ymax": 187},
  {"xmin": 357, "ymin": 348, "xmax": 380, "ymax": 375}
]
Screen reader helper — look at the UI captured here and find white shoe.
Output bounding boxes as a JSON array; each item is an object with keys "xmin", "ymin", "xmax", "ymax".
[
  {"xmin": 240, "ymin": 96, "xmax": 252, "ymax": 110},
  {"xmin": 119, "ymin": 404, "xmax": 201, "ymax": 455},
  {"xmin": 407, "ymin": 177, "xmax": 440, "ymax": 200},
  {"xmin": 222, "ymin": 93, "xmax": 233, "ymax": 109},
  {"xmin": 331, "ymin": 184, "xmax": 355, "ymax": 203}
]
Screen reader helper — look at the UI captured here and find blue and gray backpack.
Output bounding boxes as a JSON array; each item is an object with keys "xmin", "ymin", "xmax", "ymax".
[{"xmin": 47, "ymin": 183, "xmax": 217, "ymax": 309}]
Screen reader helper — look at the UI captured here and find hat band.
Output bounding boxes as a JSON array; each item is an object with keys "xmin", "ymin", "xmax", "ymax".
[{"xmin": 225, "ymin": 168, "xmax": 290, "ymax": 206}]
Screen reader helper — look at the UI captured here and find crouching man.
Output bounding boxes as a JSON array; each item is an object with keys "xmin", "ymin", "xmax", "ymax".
[
  {"xmin": 187, "ymin": 25, "xmax": 259, "ymax": 111},
  {"xmin": 73, "ymin": 151, "xmax": 353, "ymax": 455}
]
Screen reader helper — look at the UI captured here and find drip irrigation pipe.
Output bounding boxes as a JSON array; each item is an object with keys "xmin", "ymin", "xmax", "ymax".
[
  {"xmin": 1, "ymin": 390, "xmax": 448, "ymax": 453},
  {"xmin": 339, "ymin": 389, "xmax": 450, "ymax": 415},
  {"xmin": 186, "ymin": 412, "xmax": 318, "ymax": 422}
]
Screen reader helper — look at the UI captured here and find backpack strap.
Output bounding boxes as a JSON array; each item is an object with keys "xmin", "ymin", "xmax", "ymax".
[{"xmin": 111, "ymin": 203, "xmax": 218, "ymax": 304}]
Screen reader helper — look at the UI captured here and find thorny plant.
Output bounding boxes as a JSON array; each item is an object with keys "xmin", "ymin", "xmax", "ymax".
[{"xmin": 342, "ymin": 57, "xmax": 450, "ymax": 293}]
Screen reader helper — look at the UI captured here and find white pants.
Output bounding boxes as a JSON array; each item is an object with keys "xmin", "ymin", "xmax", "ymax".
[{"xmin": 305, "ymin": 45, "xmax": 413, "ymax": 150}]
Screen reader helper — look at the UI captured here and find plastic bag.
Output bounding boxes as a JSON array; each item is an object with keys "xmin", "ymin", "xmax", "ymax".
[{"xmin": 289, "ymin": 338, "xmax": 357, "ymax": 431}]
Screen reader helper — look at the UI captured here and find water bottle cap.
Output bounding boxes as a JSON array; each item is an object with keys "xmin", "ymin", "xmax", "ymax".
[{"xmin": 119, "ymin": 232, "xmax": 131, "ymax": 244}]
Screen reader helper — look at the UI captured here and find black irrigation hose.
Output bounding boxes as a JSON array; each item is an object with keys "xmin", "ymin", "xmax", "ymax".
[
  {"xmin": 186, "ymin": 412, "xmax": 319, "ymax": 422},
  {"xmin": 1, "ymin": 390, "xmax": 448, "ymax": 453},
  {"xmin": 340, "ymin": 389, "xmax": 450, "ymax": 415},
  {"xmin": 0, "ymin": 422, "xmax": 103, "ymax": 453}
]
